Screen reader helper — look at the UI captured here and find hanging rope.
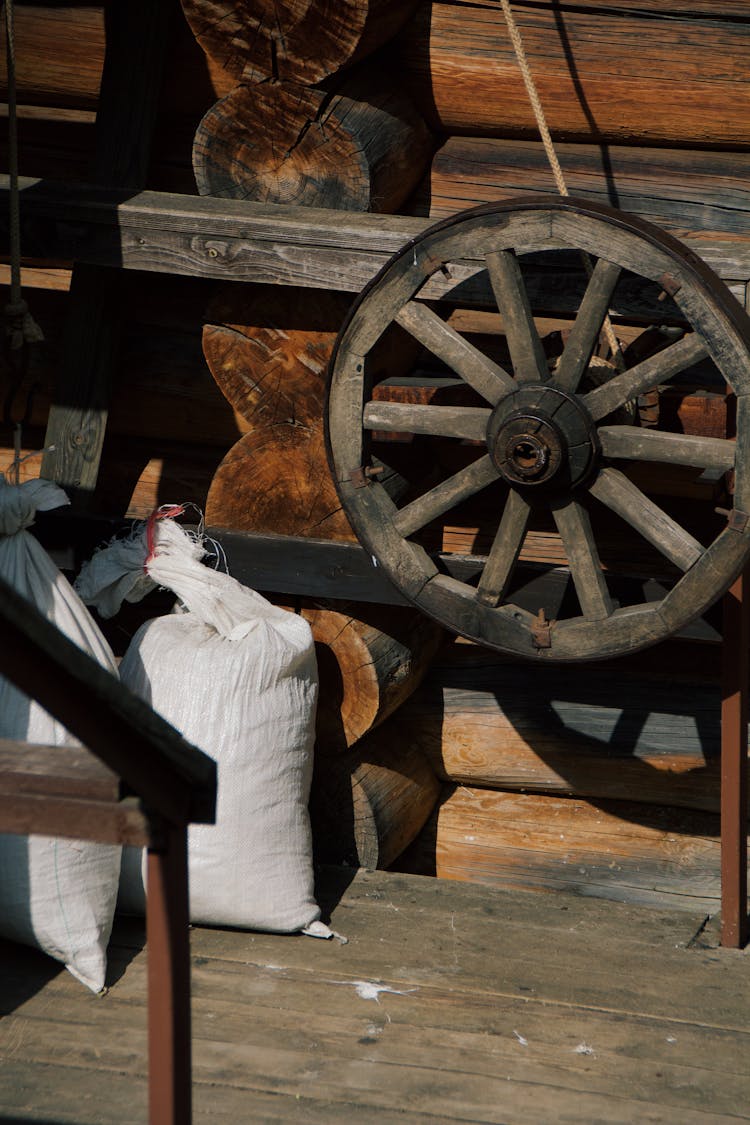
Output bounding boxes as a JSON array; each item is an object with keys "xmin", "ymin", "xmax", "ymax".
[
  {"xmin": 4, "ymin": 0, "xmax": 44, "ymax": 483},
  {"xmin": 4, "ymin": 0, "xmax": 42, "ymax": 352},
  {"xmin": 499, "ymin": 0, "xmax": 624, "ymax": 371}
]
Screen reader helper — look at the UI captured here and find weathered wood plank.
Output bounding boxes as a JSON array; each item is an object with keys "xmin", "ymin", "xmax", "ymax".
[
  {"xmin": 0, "ymin": 792, "xmax": 151, "ymax": 847},
  {"xmin": 383, "ymin": 637, "xmax": 730, "ymax": 814},
  {"xmin": 0, "ymin": 739, "xmax": 118, "ymax": 800},
  {"xmin": 399, "ymin": 787, "xmax": 736, "ymax": 914},
  {"xmin": 423, "ymin": 138, "xmax": 750, "ymax": 239},
  {"xmin": 396, "ymin": 2, "xmax": 750, "ymax": 147},
  {"xmin": 4, "ymin": 178, "xmax": 749, "ymax": 295},
  {"xmin": 1, "ymin": 866, "xmax": 749, "ymax": 1124}
]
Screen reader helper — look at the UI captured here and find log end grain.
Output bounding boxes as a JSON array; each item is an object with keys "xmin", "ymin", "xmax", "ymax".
[
  {"xmin": 181, "ymin": 0, "xmax": 421, "ymax": 86},
  {"xmin": 192, "ymin": 76, "xmax": 433, "ymax": 213}
]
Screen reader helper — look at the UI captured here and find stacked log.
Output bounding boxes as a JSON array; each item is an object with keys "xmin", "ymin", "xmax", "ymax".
[
  {"xmin": 181, "ymin": 0, "xmax": 421, "ymax": 85},
  {"xmin": 0, "ymin": 1, "xmax": 235, "ymax": 192},
  {"xmin": 186, "ymin": 0, "xmax": 434, "ymax": 210},
  {"xmin": 384, "ymin": 637, "xmax": 726, "ymax": 814},
  {"xmin": 202, "ymin": 283, "xmax": 444, "ymax": 862},
  {"xmin": 394, "ymin": 1, "xmax": 750, "ymax": 147},
  {"xmin": 389, "ymin": 636, "xmax": 746, "ymax": 911},
  {"xmin": 397, "ymin": 786, "xmax": 731, "ymax": 914},
  {"xmin": 5, "ymin": 0, "xmax": 748, "ymax": 904},
  {"xmin": 310, "ymin": 729, "xmax": 442, "ymax": 869},
  {"xmin": 192, "ymin": 68, "xmax": 433, "ymax": 211},
  {"xmin": 417, "ymin": 140, "xmax": 750, "ymax": 268}
]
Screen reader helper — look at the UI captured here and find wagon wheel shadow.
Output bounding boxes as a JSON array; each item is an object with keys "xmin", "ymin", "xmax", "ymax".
[{"xmin": 406, "ymin": 636, "xmax": 724, "ymax": 843}]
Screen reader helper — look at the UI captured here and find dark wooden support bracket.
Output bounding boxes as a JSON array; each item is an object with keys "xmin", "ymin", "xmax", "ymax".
[
  {"xmin": 720, "ymin": 568, "xmax": 750, "ymax": 948},
  {"xmin": 40, "ymin": 0, "xmax": 171, "ymax": 501}
]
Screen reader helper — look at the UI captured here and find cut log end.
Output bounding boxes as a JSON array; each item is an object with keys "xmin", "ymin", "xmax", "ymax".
[
  {"xmin": 192, "ymin": 77, "xmax": 433, "ymax": 213},
  {"xmin": 181, "ymin": 0, "xmax": 421, "ymax": 85},
  {"xmin": 311, "ymin": 730, "xmax": 442, "ymax": 869},
  {"xmin": 206, "ymin": 427, "xmax": 357, "ymax": 542},
  {"xmin": 302, "ymin": 601, "xmax": 444, "ymax": 752}
]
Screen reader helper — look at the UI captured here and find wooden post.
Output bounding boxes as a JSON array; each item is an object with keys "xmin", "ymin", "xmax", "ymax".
[
  {"xmin": 41, "ymin": 0, "xmax": 170, "ymax": 501},
  {"xmin": 720, "ymin": 570, "xmax": 749, "ymax": 948},
  {"xmin": 146, "ymin": 823, "xmax": 192, "ymax": 1125}
]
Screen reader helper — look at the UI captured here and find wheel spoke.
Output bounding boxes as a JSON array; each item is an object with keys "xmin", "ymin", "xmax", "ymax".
[
  {"xmin": 393, "ymin": 455, "xmax": 499, "ymax": 538},
  {"xmin": 552, "ymin": 498, "xmax": 614, "ymax": 620},
  {"xmin": 590, "ymin": 467, "xmax": 705, "ymax": 572},
  {"xmin": 582, "ymin": 333, "xmax": 709, "ymax": 422},
  {"xmin": 485, "ymin": 249, "xmax": 548, "ymax": 384},
  {"xmin": 476, "ymin": 489, "xmax": 532, "ymax": 607},
  {"xmin": 554, "ymin": 259, "xmax": 622, "ymax": 393},
  {"xmin": 599, "ymin": 426, "xmax": 736, "ymax": 472},
  {"xmin": 395, "ymin": 301, "xmax": 514, "ymax": 404},
  {"xmin": 363, "ymin": 401, "xmax": 490, "ymax": 440}
]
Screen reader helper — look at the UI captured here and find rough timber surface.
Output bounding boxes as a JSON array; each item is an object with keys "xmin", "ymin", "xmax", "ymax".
[
  {"xmin": 2, "ymin": 178, "xmax": 749, "ymax": 304},
  {"xmin": 0, "ymin": 867, "xmax": 748, "ymax": 1125}
]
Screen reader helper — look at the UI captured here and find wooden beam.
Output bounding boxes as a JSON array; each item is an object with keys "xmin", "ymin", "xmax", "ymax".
[
  {"xmin": 28, "ymin": 513, "xmax": 723, "ymax": 644},
  {"xmin": 2, "ymin": 177, "xmax": 749, "ymax": 296},
  {"xmin": 0, "ymin": 793, "xmax": 152, "ymax": 847},
  {"xmin": 40, "ymin": 1, "xmax": 171, "ymax": 498}
]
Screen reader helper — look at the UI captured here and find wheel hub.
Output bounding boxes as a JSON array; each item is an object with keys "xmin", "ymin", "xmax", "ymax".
[{"xmin": 487, "ymin": 384, "xmax": 599, "ymax": 491}]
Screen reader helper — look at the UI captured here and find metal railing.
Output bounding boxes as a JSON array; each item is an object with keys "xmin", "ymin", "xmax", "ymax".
[{"xmin": 0, "ymin": 572, "xmax": 217, "ymax": 1123}]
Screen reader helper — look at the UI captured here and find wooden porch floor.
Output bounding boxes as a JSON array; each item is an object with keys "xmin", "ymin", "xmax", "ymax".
[{"xmin": 1, "ymin": 866, "xmax": 748, "ymax": 1124}]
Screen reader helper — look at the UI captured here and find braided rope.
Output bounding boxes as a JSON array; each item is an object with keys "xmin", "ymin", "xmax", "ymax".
[{"xmin": 499, "ymin": 0, "xmax": 623, "ymax": 370}]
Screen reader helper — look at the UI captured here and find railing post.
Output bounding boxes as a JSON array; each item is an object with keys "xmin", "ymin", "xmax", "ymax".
[
  {"xmin": 147, "ymin": 822, "xmax": 192, "ymax": 1123},
  {"xmin": 721, "ymin": 569, "xmax": 749, "ymax": 948}
]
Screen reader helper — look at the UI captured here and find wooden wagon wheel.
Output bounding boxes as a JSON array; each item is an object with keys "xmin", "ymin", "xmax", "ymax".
[{"xmin": 325, "ymin": 197, "xmax": 750, "ymax": 661}]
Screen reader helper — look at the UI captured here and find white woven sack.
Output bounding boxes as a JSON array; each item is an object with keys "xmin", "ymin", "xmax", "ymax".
[
  {"xmin": 0, "ymin": 478, "xmax": 121, "ymax": 992},
  {"xmin": 77, "ymin": 515, "xmax": 322, "ymax": 933}
]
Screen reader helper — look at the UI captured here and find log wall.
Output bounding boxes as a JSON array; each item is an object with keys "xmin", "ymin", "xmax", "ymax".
[
  {"xmin": 3, "ymin": 1, "xmax": 750, "ymax": 889},
  {"xmin": 396, "ymin": 785, "xmax": 733, "ymax": 914},
  {"xmin": 395, "ymin": 1, "xmax": 750, "ymax": 147}
]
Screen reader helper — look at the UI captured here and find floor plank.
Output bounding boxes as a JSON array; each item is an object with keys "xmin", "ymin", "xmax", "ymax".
[{"xmin": 0, "ymin": 867, "xmax": 748, "ymax": 1124}]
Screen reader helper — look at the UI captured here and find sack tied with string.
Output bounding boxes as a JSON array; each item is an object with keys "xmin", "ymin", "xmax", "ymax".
[
  {"xmin": 0, "ymin": 477, "xmax": 122, "ymax": 992},
  {"xmin": 75, "ymin": 511, "xmax": 323, "ymax": 934}
]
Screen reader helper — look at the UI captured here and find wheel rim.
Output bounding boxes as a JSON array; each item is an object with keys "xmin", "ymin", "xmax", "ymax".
[{"xmin": 325, "ymin": 197, "xmax": 750, "ymax": 661}]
